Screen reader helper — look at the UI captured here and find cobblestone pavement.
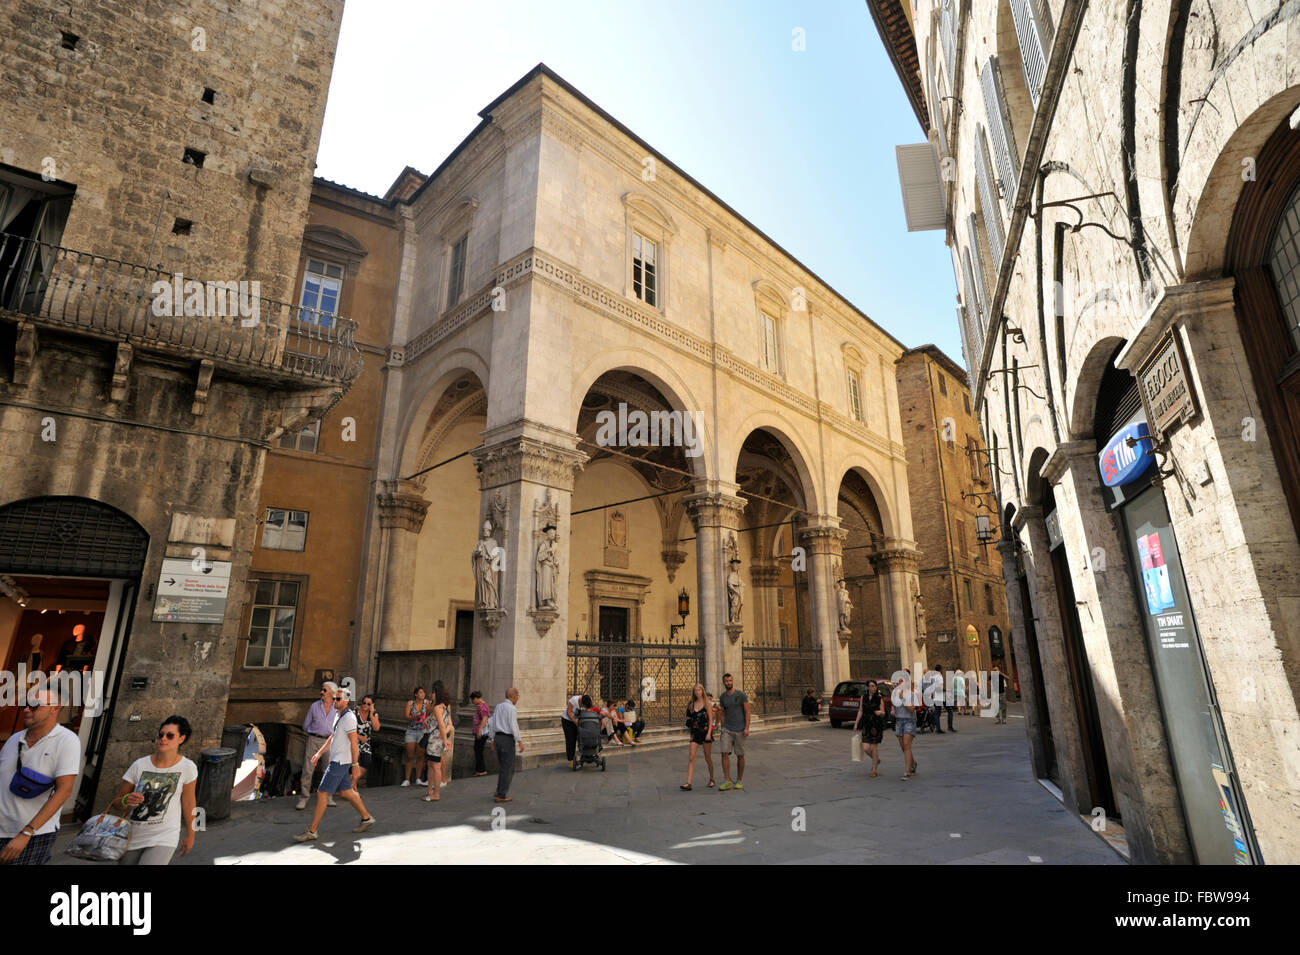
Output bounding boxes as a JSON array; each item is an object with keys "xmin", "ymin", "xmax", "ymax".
[{"xmin": 54, "ymin": 703, "xmax": 1123, "ymax": 865}]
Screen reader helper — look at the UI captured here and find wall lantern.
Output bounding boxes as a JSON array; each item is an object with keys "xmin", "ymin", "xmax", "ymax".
[
  {"xmin": 670, "ymin": 588, "xmax": 690, "ymax": 639},
  {"xmin": 975, "ymin": 513, "xmax": 995, "ymax": 543}
]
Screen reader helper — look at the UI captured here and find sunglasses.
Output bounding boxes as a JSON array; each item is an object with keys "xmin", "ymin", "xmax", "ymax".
[
  {"xmin": 333, "ymin": 696, "xmax": 346, "ymax": 701},
  {"xmin": 158, "ymin": 731, "xmax": 178, "ymax": 740}
]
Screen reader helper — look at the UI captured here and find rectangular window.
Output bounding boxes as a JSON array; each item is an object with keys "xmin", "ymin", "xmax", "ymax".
[
  {"xmin": 777, "ymin": 588, "xmax": 785, "ymax": 608},
  {"xmin": 938, "ymin": 373, "xmax": 947, "ymax": 396},
  {"xmin": 956, "ymin": 520, "xmax": 967, "ymax": 556},
  {"xmin": 847, "ymin": 369, "xmax": 864, "ymax": 421},
  {"xmin": 278, "ymin": 418, "xmax": 321, "ymax": 454},
  {"xmin": 963, "ymin": 392, "xmax": 971, "ymax": 414},
  {"xmin": 244, "ymin": 578, "xmax": 299, "ymax": 669},
  {"xmin": 298, "ymin": 258, "xmax": 342, "ymax": 327},
  {"xmin": 963, "ymin": 578, "xmax": 973, "ymax": 610},
  {"xmin": 632, "ymin": 232, "xmax": 657, "ymax": 307},
  {"xmin": 985, "ymin": 584, "xmax": 995, "ymax": 614},
  {"xmin": 980, "ymin": 58, "xmax": 1020, "ymax": 207},
  {"xmin": 760, "ymin": 312, "xmax": 780, "ymax": 373},
  {"xmin": 448, "ymin": 235, "xmax": 467, "ymax": 306},
  {"xmin": 261, "ymin": 508, "xmax": 309, "ymax": 551},
  {"xmin": 976, "ymin": 125, "xmax": 1009, "ymax": 254},
  {"xmin": 968, "ymin": 436, "xmax": 982, "ymax": 480}
]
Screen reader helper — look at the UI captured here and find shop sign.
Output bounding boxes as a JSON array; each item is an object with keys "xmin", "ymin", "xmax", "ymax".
[
  {"xmin": 1099, "ymin": 421, "xmax": 1155, "ymax": 487},
  {"xmin": 1138, "ymin": 329, "xmax": 1199, "ymax": 438}
]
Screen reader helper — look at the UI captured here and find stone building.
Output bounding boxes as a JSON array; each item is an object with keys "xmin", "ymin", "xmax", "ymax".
[
  {"xmin": 873, "ymin": 0, "xmax": 1300, "ymax": 863},
  {"xmin": 0, "ymin": 1, "xmax": 352, "ymax": 815},
  {"xmin": 895, "ymin": 346, "xmax": 1013, "ymax": 679},
  {"xmin": 346, "ymin": 64, "xmax": 927, "ymax": 764}
]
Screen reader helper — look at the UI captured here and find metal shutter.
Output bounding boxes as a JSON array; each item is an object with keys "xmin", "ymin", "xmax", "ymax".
[
  {"xmin": 0, "ymin": 496, "xmax": 149, "ymax": 577},
  {"xmin": 980, "ymin": 58, "xmax": 1020, "ymax": 210},
  {"xmin": 896, "ymin": 143, "xmax": 946, "ymax": 232},
  {"xmin": 1011, "ymin": 0, "xmax": 1049, "ymax": 107},
  {"xmin": 976, "ymin": 126, "xmax": 1007, "ymax": 262},
  {"xmin": 939, "ymin": 0, "xmax": 957, "ymax": 91}
]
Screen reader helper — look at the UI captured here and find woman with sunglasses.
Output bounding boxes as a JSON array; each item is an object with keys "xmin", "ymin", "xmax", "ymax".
[{"xmin": 106, "ymin": 715, "xmax": 197, "ymax": 865}]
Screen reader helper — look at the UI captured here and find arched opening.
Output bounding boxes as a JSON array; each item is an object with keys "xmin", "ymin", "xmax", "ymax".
[
  {"xmin": 0, "ymin": 495, "xmax": 148, "ymax": 819},
  {"xmin": 566, "ymin": 370, "xmax": 704, "ymax": 726},
  {"xmin": 835, "ymin": 469, "xmax": 890, "ymax": 677}
]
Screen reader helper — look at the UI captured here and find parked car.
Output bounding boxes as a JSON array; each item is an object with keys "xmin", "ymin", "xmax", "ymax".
[{"xmin": 829, "ymin": 679, "xmax": 894, "ymax": 729}]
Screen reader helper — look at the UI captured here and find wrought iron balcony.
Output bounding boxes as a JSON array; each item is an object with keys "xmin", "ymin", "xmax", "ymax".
[{"xmin": 0, "ymin": 232, "xmax": 361, "ymax": 385}]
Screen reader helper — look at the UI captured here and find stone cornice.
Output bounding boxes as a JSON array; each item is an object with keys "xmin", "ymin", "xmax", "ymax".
[
  {"xmin": 377, "ymin": 479, "xmax": 431, "ymax": 533},
  {"xmin": 1040, "ymin": 440, "xmax": 1096, "ymax": 485},
  {"xmin": 1115, "ymin": 278, "xmax": 1236, "ymax": 374},
  {"xmin": 1010, "ymin": 505, "xmax": 1042, "ymax": 534}
]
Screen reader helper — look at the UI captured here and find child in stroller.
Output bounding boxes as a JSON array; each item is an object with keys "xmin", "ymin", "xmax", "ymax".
[{"xmin": 573, "ymin": 697, "xmax": 607, "ymax": 771}]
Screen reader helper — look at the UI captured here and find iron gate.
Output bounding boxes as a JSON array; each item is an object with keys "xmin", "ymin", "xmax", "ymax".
[
  {"xmin": 567, "ymin": 635, "xmax": 703, "ymax": 728},
  {"xmin": 741, "ymin": 645, "xmax": 824, "ymax": 717}
]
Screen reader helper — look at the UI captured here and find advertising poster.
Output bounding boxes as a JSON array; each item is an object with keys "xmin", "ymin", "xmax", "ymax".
[{"xmin": 1136, "ymin": 532, "xmax": 1174, "ymax": 615}]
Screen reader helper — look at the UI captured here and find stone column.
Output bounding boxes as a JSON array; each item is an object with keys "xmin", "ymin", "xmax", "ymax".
[
  {"xmin": 869, "ymin": 552, "xmax": 897, "ymax": 669},
  {"xmin": 470, "ymin": 430, "xmax": 587, "ymax": 736},
  {"xmin": 749, "ymin": 557, "xmax": 781, "ymax": 644},
  {"xmin": 1011, "ymin": 505, "xmax": 1090, "ymax": 815},
  {"xmin": 798, "ymin": 517, "xmax": 848, "ymax": 693},
  {"xmin": 1040, "ymin": 440, "xmax": 1191, "ymax": 863},
  {"xmin": 873, "ymin": 545, "xmax": 923, "ymax": 673},
  {"xmin": 685, "ymin": 484, "xmax": 746, "ymax": 694},
  {"xmin": 375, "ymin": 478, "xmax": 431, "ymax": 653}
]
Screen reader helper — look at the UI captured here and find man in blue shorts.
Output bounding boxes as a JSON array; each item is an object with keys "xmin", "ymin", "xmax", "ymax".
[{"xmin": 295, "ymin": 686, "xmax": 375, "ymax": 841}]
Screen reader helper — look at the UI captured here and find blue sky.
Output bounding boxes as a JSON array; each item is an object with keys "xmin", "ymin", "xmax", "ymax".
[{"xmin": 314, "ymin": 0, "xmax": 961, "ymax": 363}]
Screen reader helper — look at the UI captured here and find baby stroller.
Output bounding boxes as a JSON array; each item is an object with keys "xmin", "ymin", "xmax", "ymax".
[{"xmin": 572, "ymin": 708, "xmax": 607, "ymax": 772}]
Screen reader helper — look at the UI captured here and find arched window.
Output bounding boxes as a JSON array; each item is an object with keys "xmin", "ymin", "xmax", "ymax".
[{"xmin": 1267, "ymin": 180, "xmax": 1300, "ymax": 350}]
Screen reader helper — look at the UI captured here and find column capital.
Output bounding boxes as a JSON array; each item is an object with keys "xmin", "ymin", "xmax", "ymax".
[
  {"xmin": 377, "ymin": 478, "xmax": 430, "ymax": 533},
  {"xmin": 472, "ymin": 435, "xmax": 588, "ymax": 492},
  {"xmin": 868, "ymin": 541, "xmax": 921, "ymax": 574},
  {"xmin": 684, "ymin": 489, "xmax": 746, "ymax": 529},
  {"xmin": 1010, "ymin": 504, "xmax": 1043, "ymax": 534},
  {"xmin": 1040, "ymin": 440, "xmax": 1097, "ymax": 485},
  {"xmin": 797, "ymin": 518, "xmax": 847, "ymax": 555}
]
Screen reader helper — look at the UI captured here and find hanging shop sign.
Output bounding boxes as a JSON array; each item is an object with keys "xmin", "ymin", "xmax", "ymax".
[
  {"xmin": 1137, "ymin": 328, "xmax": 1199, "ymax": 439},
  {"xmin": 1099, "ymin": 421, "xmax": 1156, "ymax": 487}
]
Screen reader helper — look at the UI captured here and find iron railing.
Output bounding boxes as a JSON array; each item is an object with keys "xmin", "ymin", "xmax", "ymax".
[
  {"xmin": 567, "ymin": 635, "xmax": 704, "ymax": 729},
  {"xmin": 740, "ymin": 644, "xmax": 824, "ymax": 718},
  {"xmin": 0, "ymin": 232, "xmax": 360, "ymax": 384}
]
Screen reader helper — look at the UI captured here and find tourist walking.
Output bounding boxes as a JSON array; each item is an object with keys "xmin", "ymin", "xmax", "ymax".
[
  {"xmin": 402, "ymin": 686, "xmax": 430, "ymax": 787},
  {"xmin": 992, "ymin": 666, "xmax": 1009, "ymax": 723},
  {"xmin": 489, "ymin": 687, "xmax": 524, "ymax": 803},
  {"xmin": 0, "ymin": 688, "xmax": 80, "ymax": 865},
  {"xmin": 935, "ymin": 663, "xmax": 956, "ymax": 732},
  {"xmin": 354, "ymin": 695, "xmax": 380, "ymax": 785},
  {"xmin": 852, "ymin": 680, "xmax": 886, "ymax": 777},
  {"xmin": 294, "ymin": 687, "xmax": 376, "ymax": 841},
  {"xmin": 423, "ymin": 681, "xmax": 454, "ymax": 801},
  {"xmin": 923, "ymin": 667, "xmax": 944, "ymax": 734},
  {"xmin": 953, "ymin": 669, "xmax": 967, "ymax": 716},
  {"xmin": 717, "ymin": 673, "xmax": 750, "ymax": 791},
  {"xmin": 894, "ymin": 669, "xmax": 919, "ymax": 779},
  {"xmin": 107, "ymin": 715, "xmax": 198, "ymax": 864},
  {"xmin": 561, "ymin": 692, "xmax": 583, "ymax": 766},
  {"xmin": 471, "ymin": 690, "xmax": 491, "ymax": 776},
  {"xmin": 968, "ymin": 669, "xmax": 980, "ymax": 717},
  {"xmin": 680, "ymin": 683, "xmax": 715, "ymax": 790},
  {"xmin": 298, "ymin": 680, "xmax": 337, "ymax": 809}
]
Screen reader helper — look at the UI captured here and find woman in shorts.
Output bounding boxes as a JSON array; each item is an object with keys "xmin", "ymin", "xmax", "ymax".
[
  {"xmin": 680, "ymin": 683, "xmax": 715, "ymax": 790},
  {"xmin": 354, "ymin": 695, "xmax": 380, "ymax": 784},
  {"xmin": 423, "ymin": 682, "xmax": 454, "ymax": 802},
  {"xmin": 403, "ymin": 686, "xmax": 429, "ymax": 787}
]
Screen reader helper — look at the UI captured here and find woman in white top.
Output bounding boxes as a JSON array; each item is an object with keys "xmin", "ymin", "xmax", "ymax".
[{"xmin": 107, "ymin": 715, "xmax": 198, "ymax": 865}]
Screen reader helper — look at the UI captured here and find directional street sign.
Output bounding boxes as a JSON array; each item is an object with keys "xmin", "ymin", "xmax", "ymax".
[{"xmin": 151, "ymin": 557, "xmax": 232, "ymax": 623}]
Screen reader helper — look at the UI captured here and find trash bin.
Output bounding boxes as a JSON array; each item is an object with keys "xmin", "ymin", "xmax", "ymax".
[
  {"xmin": 196, "ymin": 747, "xmax": 239, "ymax": 822},
  {"xmin": 221, "ymin": 724, "xmax": 247, "ymax": 754}
]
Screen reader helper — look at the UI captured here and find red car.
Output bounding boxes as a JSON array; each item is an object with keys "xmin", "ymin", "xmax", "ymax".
[{"xmin": 829, "ymin": 679, "xmax": 895, "ymax": 729}]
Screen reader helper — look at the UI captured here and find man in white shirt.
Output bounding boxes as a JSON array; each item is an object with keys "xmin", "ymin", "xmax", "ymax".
[
  {"xmin": 489, "ymin": 687, "xmax": 525, "ymax": 803},
  {"xmin": 561, "ymin": 692, "xmax": 582, "ymax": 766},
  {"xmin": 0, "ymin": 688, "xmax": 81, "ymax": 865},
  {"xmin": 294, "ymin": 686, "xmax": 375, "ymax": 841}
]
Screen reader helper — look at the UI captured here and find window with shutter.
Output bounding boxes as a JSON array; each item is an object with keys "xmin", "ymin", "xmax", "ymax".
[
  {"xmin": 1011, "ymin": 0, "xmax": 1050, "ymax": 107},
  {"xmin": 957, "ymin": 305, "xmax": 977, "ymax": 374},
  {"xmin": 928, "ymin": 63, "xmax": 948, "ymax": 159},
  {"xmin": 966, "ymin": 214, "xmax": 991, "ymax": 320},
  {"xmin": 939, "ymin": 0, "xmax": 957, "ymax": 91},
  {"xmin": 980, "ymin": 58, "xmax": 1020, "ymax": 208},
  {"xmin": 975, "ymin": 125, "xmax": 1008, "ymax": 259}
]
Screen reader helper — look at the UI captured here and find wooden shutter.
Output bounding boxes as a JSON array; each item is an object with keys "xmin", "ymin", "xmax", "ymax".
[
  {"xmin": 939, "ymin": 0, "xmax": 958, "ymax": 90},
  {"xmin": 980, "ymin": 58, "xmax": 1020, "ymax": 209},
  {"xmin": 1011, "ymin": 0, "xmax": 1050, "ymax": 107},
  {"xmin": 976, "ymin": 126, "xmax": 1007, "ymax": 262}
]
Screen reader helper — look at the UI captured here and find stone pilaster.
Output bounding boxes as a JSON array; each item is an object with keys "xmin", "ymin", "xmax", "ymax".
[
  {"xmin": 375, "ymin": 478, "xmax": 431, "ymax": 653},
  {"xmin": 685, "ymin": 484, "xmax": 746, "ymax": 694},
  {"xmin": 798, "ymin": 517, "xmax": 848, "ymax": 693},
  {"xmin": 470, "ymin": 431, "xmax": 587, "ymax": 722},
  {"xmin": 871, "ymin": 543, "xmax": 923, "ymax": 673}
]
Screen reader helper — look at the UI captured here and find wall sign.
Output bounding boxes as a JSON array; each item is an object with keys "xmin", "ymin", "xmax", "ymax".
[
  {"xmin": 151, "ymin": 558, "xmax": 231, "ymax": 623},
  {"xmin": 1138, "ymin": 328, "xmax": 1199, "ymax": 438},
  {"xmin": 1099, "ymin": 421, "xmax": 1155, "ymax": 487}
]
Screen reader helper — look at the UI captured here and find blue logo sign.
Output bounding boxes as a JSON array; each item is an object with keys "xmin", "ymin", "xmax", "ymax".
[{"xmin": 1099, "ymin": 422, "xmax": 1154, "ymax": 487}]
